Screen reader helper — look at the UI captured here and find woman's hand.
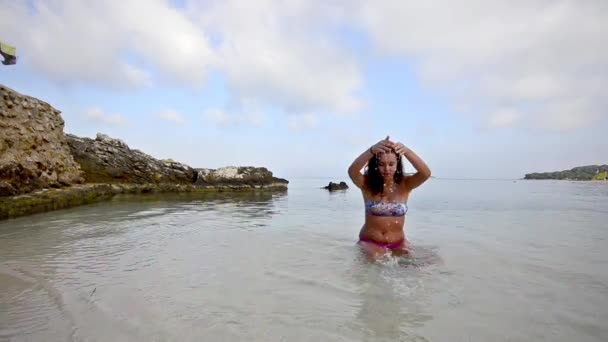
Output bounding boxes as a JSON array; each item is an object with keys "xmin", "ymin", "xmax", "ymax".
[
  {"xmin": 370, "ymin": 136, "xmax": 394, "ymax": 154},
  {"xmin": 392, "ymin": 141, "xmax": 411, "ymax": 155}
]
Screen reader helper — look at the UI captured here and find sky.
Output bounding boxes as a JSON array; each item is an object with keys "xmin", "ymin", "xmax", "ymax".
[{"xmin": 1, "ymin": 0, "xmax": 607, "ymax": 180}]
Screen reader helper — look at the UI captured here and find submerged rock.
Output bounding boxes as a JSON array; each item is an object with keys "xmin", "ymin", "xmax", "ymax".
[
  {"xmin": 323, "ymin": 181, "xmax": 349, "ymax": 191},
  {"xmin": 0, "ymin": 182, "xmax": 288, "ymax": 220}
]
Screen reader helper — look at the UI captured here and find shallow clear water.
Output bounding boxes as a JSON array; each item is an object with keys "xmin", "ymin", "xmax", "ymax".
[{"xmin": 1, "ymin": 178, "xmax": 607, "ymax": 341}]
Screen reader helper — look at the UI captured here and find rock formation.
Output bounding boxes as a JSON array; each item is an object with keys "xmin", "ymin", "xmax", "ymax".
[
  {"xmin": 0, "ymin": 85, "xmax": 84, "ymax": 196},
  {"xmin": 323, "ymin": 181, "xmax": 349, "ymax": 191},
  {"xmin": 64, "ymin": 133, "xmax": 288, "ymax": 188},
  {"xmin": 65, "ymin": 133, "xmax": 196, "ymax": 184},
  {"xmin": 0, "ymin": 83, "xmax": 288, "ymax": 220},
  {"xmin": 195, "ymin": 166, "xmax": 288, "ymax": 188}
]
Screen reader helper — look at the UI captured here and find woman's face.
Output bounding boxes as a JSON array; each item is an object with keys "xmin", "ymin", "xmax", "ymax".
[{"xmin": 377, "ymin": 153, "xmax": 398, "ymax": 180}]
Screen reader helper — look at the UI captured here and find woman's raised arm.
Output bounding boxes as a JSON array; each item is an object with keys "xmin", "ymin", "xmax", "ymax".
[
  {"xmin": 393, "ymin": 142, "xmax": 431, "ymax": 190},
  {"xmin": 348, "ymin": 136, "xmax": 393, "ymax": 189}
]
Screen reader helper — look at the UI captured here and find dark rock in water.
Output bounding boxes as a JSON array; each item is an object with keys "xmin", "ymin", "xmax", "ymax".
[{"xmin": 323, "ymin": 181, "xmax": 349, "ymax": 191}]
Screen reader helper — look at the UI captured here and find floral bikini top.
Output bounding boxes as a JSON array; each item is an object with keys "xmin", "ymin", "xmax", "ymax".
[{"xmin": 365, "ymin": 199, "xmax": 408, "ymax": 217}]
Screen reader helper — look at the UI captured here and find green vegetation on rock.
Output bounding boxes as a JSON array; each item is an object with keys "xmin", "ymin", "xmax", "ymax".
[
  {"xmin": 0, "ymin": 183, "xmax": 288, "ymax": 220},
  {"xmin": 592, "ymin": 171, "xmax": 607, "ymax": 181},
  {"xmin": 524, "ymin": 165, "xmax": 608, "ymax": 180}
]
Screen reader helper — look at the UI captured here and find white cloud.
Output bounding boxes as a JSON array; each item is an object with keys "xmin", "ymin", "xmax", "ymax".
[
  {"xmin": 1, "ymin": 0, "xmax": 361, "ymax": 119},
  {"xmin": 204, "ymin": 108, "xmax": 232, "ymax": 127},
  {"xmin": 155, "ymin": 109, "xmax": 186, "ymax": 125},
  {"xmin": 187, "ymin": 0, "xmax": 363, "ymax": 117},
  {"xmin": 0, "ymin": 2, "xmax": 146, "ymax": 88},
  {"xmin": 532, "ymin": 97, "xmax": 600, "ymax": 131},
  {"xmin": 2, "ymin": 0, "xmax": 606, "ymax": 134},
  {"xmin": 354, "ymin": 0, "xmax": 608, "ymax": 131},
  {"xmin": 204, "ymin": 107, "xmax": 265, "ymax": 128},
  {"xmin": 487, "ymin": 108, "xmax": 522, "ymax": 129},
  {"xmin": 83, "ymin": 107, "xmax": 127, "ymax": 126},
  {"xmin": 244, "ymin": 111, "xmax": 266, "ymax": 128},
  {"xmin": 0, "ymin": 0, "xmax": 212, "ymax": 88},
  {"xmin": 114, "ymin": 0, "xmax": 215, "ymax": 85},
  {"xmin": 287, "ymin": 114, "xmax": 319, "ymax": 132}
]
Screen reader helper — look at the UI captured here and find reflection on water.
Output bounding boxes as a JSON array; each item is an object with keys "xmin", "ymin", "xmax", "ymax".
[
  {"xmin": 95, "ymin": 190, "xmax": 286, "ymax": 222},
  {"xmin": 0, "ymin": 191, "xmax": 287, "ymax": 342}
]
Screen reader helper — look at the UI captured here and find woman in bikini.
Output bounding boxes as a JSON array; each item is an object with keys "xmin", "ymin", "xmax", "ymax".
[{"xmin": 348, "ymin": 136, "xmax": 431, "ymax": 259}]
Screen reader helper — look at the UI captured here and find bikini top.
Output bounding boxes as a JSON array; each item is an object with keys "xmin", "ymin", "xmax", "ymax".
[{"xmin": 365, "ymin": 199, "xmax": 408, "ymax": 217}]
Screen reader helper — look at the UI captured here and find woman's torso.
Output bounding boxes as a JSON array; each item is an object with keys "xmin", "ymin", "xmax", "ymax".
[{"xmin": 359, "ymin": 184, "xmax": 410, "ymax": 243}]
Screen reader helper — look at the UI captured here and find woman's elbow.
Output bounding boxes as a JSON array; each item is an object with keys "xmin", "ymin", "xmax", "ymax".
[
  {"xmin": 422, "ymin": 167, "xmax": 432, "ymax": 179},
  {"xmin": 347, "ymin": 168, "xmax": 357, "ymax": 179}
]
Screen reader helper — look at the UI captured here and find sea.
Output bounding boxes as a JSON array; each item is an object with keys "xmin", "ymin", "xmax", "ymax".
[{"xmin": 1, "ymin": 178, "xmax": 607, "ymax": 341}]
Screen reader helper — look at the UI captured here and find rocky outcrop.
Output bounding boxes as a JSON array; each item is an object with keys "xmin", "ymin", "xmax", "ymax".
[
  {"xmin": 194, "ymin": 166, "xmax": 288, "ymax": 188},
  {"xmin": 65, "ymin": 133, "xmax": 196, "ymax": 184},
  {"xmin": 64, "ymin": 133, "xmax": 288, "ymax": 189},
  {"xmin": 0, "ymin": 83, "xmax": 289, "ymax": 220},
  {"xmin": 524, "ymin": 165, "xmax": 608, "ymax": 180},
  {"xmin": 323, "ymin": 181, "xmax": 349, "ymax": 191},
  {"xmin": 0, "ymin": 85, "xmax": 84, "ymax": 196}
]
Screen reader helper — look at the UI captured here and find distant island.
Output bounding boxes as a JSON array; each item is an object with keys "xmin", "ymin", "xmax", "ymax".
[{"xmin": 524, "ymin": 165, "xmax": 608, "ymax": 181}]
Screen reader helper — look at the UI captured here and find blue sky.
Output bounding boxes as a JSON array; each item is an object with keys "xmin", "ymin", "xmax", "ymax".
[{"xmin": 1, "ymin": 1, "xmax": 607, "ymax": 180}]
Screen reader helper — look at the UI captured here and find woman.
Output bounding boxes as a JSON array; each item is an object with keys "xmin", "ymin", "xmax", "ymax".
[{"xmin": 348, "ymin": 136, "xmax": 431, "ymax": 259}]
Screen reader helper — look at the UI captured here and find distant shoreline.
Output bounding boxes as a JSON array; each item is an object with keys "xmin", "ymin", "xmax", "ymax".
[{"xmin": 524, "ymin": 165, "xmax": 607, "ymax": 181}]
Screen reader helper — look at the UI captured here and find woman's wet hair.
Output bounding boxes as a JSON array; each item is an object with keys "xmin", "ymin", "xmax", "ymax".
[{"xmin": 364, "ymin": 150, "xmax": 404, "ymax": 195}]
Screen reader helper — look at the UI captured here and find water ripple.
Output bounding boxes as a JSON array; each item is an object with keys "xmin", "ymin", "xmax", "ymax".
[{"xmin": 1, "ymin": 180, "xmax": 607, "ymax": 341}]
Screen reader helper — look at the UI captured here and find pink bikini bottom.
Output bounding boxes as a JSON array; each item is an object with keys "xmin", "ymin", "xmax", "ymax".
[{"xmin": 358, "ymin": 236, "xmax": 405, "ymax": 249}]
